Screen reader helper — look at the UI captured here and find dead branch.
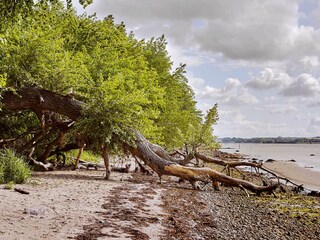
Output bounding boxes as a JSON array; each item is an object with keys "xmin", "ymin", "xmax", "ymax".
[{"xmin": 14, "ymin": 188, "xmax": 30, "ymax": 194}]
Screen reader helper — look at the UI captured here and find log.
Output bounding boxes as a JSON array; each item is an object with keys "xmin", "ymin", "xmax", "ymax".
[
  {"xmin": 130, "ymin": 131, "xmax": 278, "ymax": 194},
  {"xmin": 111, "ymin": 164, "xmax": 131, "ymax": 173}
]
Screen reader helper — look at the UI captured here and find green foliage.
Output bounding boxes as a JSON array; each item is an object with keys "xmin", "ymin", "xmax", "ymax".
[
  {"xmin": 4, "ymin": 181, "xmax": 14, "ymax": 190},
  {"xmin": 65, "ymin": 150, "xmax": 101, "ymax": 164},
  {"xmin": 0, "ymin": 149, "xmax": 32, "ymax": 184},
  {"xmin": 0, "ymin": 0, "xmax": 92, "ymax": 28},
  {"xmin": 0, "ymin": 1, "xmax": 219, "ymax": 155}
]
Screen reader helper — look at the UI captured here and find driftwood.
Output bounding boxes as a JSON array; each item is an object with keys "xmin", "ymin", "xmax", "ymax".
[
  {"xmin": 129, "ymin": 131, "xmax": 278, "ymax": 194},
  {"xmin": 14, "ymin": 188, "xmax": 30, "ymax": 194},
  {"xmin": 111, "ymin": 164, "xmax": 131, "ymax": 173}
]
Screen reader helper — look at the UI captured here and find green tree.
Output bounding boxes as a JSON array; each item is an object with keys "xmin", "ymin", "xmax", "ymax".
[{"xmin": 0, "ymin": 0, "xmax": 218, "ymax": 162}]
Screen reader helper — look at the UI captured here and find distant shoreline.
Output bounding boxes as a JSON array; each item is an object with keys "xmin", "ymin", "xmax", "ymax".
[{"xmin": 220, "ymin": 142, "xmax": 320, "ymax": 145}]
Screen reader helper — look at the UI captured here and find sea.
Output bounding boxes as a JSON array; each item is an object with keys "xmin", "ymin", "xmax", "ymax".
[{"xmin": 221, "ymin": 143, "xmax": 320, "ymax": 173}]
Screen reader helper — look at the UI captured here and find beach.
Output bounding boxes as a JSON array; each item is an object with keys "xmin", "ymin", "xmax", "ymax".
[
  {"xmin": 264, "ymin": 161, "xmax": 320, "ymax": 191},
  {"xmin": 0, "ymin": 169, "xmax": 320, "ymax": 239}
]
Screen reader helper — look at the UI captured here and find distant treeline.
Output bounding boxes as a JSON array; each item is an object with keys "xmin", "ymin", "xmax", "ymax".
[{"xmin": 219, "ymin": 137, "xmax": 320, "ymax": 144}]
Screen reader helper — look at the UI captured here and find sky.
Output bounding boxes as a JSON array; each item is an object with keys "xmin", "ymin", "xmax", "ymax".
[{"xmin": 73, "ymin": 0, "xmax": 320, "ymax": 138}]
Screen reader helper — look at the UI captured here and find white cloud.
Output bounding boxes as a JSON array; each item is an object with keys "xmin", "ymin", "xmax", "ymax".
[
  {"xmin": 76, "ymin": 0, "xmax": 320, "ymax": 63},
  {"xmin": 269, "ymin": 105, "xmax": 298, "ymax": 114},
  {"xmin": 264, "ymin": 96, "xmax": 279, "ymax": 103},
  {"xmin": 225, "ymin": 90, "xmax": 259, "ymax": 106},
  {"xmin": 281, "ymin": 73, "xmax": 320, "ymax": 96},
  {"xmin": 225, "ymin": 78, "xmax": 241, "ymax": 90},
  {"xmin": 194, "ymin": 77, "xmax": 258, "ymax": 106},
  {"xmin": 188, "ymin": 76, "xmax": 205, "ymax": 93},
  {"xmin": 246, "ymin": 68, "xmax": 292, "ymax": 90},
  {"xmin": 286, "ymin": 55, "xmax": 320, "ymax": 74},
  {"xmin": 300, "ymin": 56, "xmax": 320, "ymax": 70}
]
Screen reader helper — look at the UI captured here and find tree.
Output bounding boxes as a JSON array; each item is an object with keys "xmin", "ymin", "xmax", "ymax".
[{"xmin": 0, "ymin": 1, "xmax": 277, "ymax": 194}]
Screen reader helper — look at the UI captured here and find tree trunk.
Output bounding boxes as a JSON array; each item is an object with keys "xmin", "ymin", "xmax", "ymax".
[
  {"xmin": 129, "ymin": 131, "xmax": 278, "ymax": 194},
  {"xmin": 102, "ymin": 144, "xmax": 111, "ymax": 180},
  {"xmin": 2, "ymin": 86, "xmax": 82, "ymax": 120}
]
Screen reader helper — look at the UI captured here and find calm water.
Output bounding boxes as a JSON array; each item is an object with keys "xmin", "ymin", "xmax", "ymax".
[{"xmin": 221, "ymin": 143, "xmax": 320, "ymax": 172}]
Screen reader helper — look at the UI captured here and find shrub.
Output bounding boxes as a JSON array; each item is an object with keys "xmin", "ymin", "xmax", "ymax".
[{"xmin": 0, "ymin": 148, "xmax": 31, "ymax": 184}]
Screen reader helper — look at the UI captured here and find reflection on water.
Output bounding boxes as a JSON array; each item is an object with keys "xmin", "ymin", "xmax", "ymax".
[{"xmin": 221, "ymin": 143, "xmax": 320, "ymax": 172}]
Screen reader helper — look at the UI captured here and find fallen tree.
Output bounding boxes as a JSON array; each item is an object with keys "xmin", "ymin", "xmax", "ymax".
[{"xmin": 1, "ymin": 86, "xmax": 278, "ymax": 194}]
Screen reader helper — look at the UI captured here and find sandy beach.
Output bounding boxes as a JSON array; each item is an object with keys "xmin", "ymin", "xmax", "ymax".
[
  {"xmin": 264, "ymin": 161, "xmax": 320, "ymax": 191},
  {"xmin": 0, "ymin": 170, "xmax": 166, "ymax": 240},
  {"xmin": 0, "ymin": 169, "xmax": 320, "ymax": 239}
]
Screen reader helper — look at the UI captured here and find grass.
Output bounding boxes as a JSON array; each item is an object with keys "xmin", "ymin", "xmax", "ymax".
[
  {"xmin": 4, "ymin": 181, "xmax": 14, "ymax": 190},
  {"xmin": 255, "ymin": 193, "xmax": 320, "ymax": 224},
  {"xmin": 65, "ymin": 150, "xmax": 102, "ymax": 165},
  {"xmin": 0, "ymin": 148, "xmax": 32, "ymax": 184}
]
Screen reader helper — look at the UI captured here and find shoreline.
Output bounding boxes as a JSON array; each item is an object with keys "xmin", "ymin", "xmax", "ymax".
[{"xmin": 264, "ymin": 161, "xmax": 320, "ymax": 191}]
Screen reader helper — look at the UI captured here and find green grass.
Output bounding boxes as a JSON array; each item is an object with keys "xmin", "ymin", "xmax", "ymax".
[
  {"xmin": 255, "ymin": 194, "xmax": 320, "ymax": 224},
  {"xmin": 65, "ymin": 150, "xmax": 102, "ymax": 165},
  {"xmin": 0, "ymin": 148, "xmax": 32, "ymax": 184}
]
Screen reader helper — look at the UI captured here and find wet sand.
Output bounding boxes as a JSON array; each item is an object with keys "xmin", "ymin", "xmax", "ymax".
[{"xmin": 264, "ymin": 161, "xmax": 320, "ymax": 191}]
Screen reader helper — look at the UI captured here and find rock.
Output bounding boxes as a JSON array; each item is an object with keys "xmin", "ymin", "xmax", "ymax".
[
  {"xmin": 308, "ymin": 190, "xmax": 320, "ymax": 197},
  {"xmin": 287, "ymin": 159, "xmax": 296, "ymax": 162},
  {"xmin": 23, "ymin": 207, "xmax": 48, "ymax": 216},
  {"xmin": 310, "ymin": 154, "xmax": 315, "ymax": 156},
  {"xmin": 266, "ymin": 159, "xmax": 276, "ymax": 162}
]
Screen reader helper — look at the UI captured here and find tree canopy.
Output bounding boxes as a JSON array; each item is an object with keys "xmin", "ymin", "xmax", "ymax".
[{"xmin": 0, "ymin": 0, "xmax": 219, "ymax": 159}]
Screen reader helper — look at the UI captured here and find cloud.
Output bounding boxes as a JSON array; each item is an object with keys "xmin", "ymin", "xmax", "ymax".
[
  {"xmin": 300, "ymin": 56, "xmax": 320, "ymax": 70},
  {"xmin": 216, "ymin": 111, "xmax": 289, "ymax": 137},
  {"xmin": 224, "ymin": 78, "xmax": 241, "ymax": 90},
  {"xmin": 246, "ymin": 68, "xmax": 292, "ymax": 90},
  {"xmin": 309, "ymin": 116, "xmax": 320, "ymax": 132},
  {"xmin": 264, "ymin": 96, "xmax": 279, "ymax": 103},
  {"xmin": 286, "ymin": 55, "xmax": 320, "ymax": 74},
  {"xmin": 268, "ymin": 105, "xmax": 298, "ymax": 114},
  {"xmin": 77, "ymin": 0, "xmax": 320, "ymax": 63},
  {"xmin": 306, "ymin": 100, "xmax": 320, "ymax": 107},
  {"xmin": 225, "ymin": 90, "xmax": 259, "ymax": 106},
  {"xmin": 310, "ymin": 117, "xmax": 320, "ymax": 126},
  {"xmin": 281, "ymin": 73, "xmax": 320, "ymax": 97},
  {"xmin": 194, "ymin": 77, "xmax": 258, "ymax": 105}
]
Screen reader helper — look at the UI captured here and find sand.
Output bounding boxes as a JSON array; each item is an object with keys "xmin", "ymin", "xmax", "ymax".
[
  {"xmin": 264, "ymin": 161, "xmax": 320, "ymax": 191},
  {"xmin": 1, "ymin": 167, "xmax": 319, "ymax": 239},
  {"xmin": 0, "ymin": 170, "xmax": 166, "ymax": 240}
]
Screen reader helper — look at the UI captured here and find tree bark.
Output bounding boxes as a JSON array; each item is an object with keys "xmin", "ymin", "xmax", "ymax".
[
  {"xmin": 102, "ymin": 144, "xmax": 111, "ymax": 180},
  {"xmin": 2, "ymin": 86, "xmax": 82, "ymax": 120}
]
